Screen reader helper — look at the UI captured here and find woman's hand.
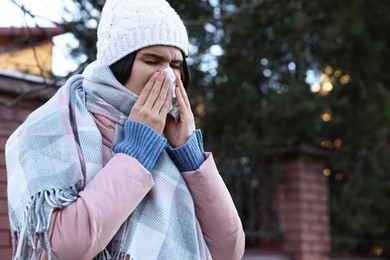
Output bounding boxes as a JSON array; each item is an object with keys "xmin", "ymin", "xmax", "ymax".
[
  {"xmin": 128, "ymin": 71, "xmax": 172, "ymax": 135},
  {"xmin": 164, "ymin": 72, "xmax": 195, "ymax": 147}
]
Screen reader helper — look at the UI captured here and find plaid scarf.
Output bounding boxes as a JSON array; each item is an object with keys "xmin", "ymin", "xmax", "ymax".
[{"xmin": 6, "ymin": 61, "xmax": 211, "ymax": 260}]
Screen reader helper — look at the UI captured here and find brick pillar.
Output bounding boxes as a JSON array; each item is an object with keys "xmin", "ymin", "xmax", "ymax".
[
  {"xmin": 0, "ymin": 96, "xmax": 46, "ymax": 259},
  {"xmin": 277, "ymin": 143, "xmax": 331, "ymax": 260}
]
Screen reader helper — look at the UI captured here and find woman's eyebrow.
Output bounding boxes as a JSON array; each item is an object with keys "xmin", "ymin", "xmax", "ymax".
[
  {"xmin": 141, "ymin": 53, "xmax": 164, "ymax": 60},
  {"xmin": 141, "ymin": 53, "xmax": 183, "ymax": 63}
]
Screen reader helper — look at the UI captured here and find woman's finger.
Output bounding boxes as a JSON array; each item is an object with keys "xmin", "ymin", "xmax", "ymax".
[
  {"xmin": 175, "ymin": 79, "xmax": 190, "ymax": 112},
  {"xmin": 144, "ymin": 71, "xmax": 166, "ymax": 109},
  {"xmin": 152, "ymin": 76, "xmax": 170, "ymax": 112},
  {"xmin": 160, "ymin": 88, "xmax": 172, "ymax": 115},
  {"xmin": 136, "ymin": 71, "xmax": 159, "ymax": 105}
]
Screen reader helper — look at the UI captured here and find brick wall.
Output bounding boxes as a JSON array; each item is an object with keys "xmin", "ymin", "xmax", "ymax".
[
  {"xmin": 278, "ymin": 145, "xmax": 331, "ymax": 260},
  {"xmin": 0, "ymin": 94, "xmax": 45, "ymax": 259}
]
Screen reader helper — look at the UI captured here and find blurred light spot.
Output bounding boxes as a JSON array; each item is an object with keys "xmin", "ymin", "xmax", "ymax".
[
  {"xmin": 239, "ymin": 156, "xmax": 250, "ymax": 165},
  {"xmin": 323, "ymin": 168, "xmax": 331, "ymax": 177},
  {"xmin": 373, "ymin": 246, "xmax": 384, "ymax": 256},
  {"xmin": 204, "ymin": 23, "xmax": 217, "ymax": 33},
  {"xmin": 334, "ymin": 70, "xmax": 341, "ymax": 77},
  {"xmin": 210, "ymin": 44, "xmax": 223, "ymax": 56},
  {"xmin": 322, "ymin": 82, "xmax": 333, "ymax": 92},
  {"xmin": 340, "ymin": 75, "xmax": 351, "ymax": 85},
  {"xmin": 306, "ymin": 69, "xmax": 317, "ymax": 85},
  {"xmin": 261, "ymin": 58, "xmax": 268, "ymax": 66},
  {"xmin": 321, "ymin": 140, "xmax": 334, "ymax": 149},
  {"xmin": 288, "ymin": 62, "xmax": 296, "ymax": 71},
  {"xmin": 335, "ymin": 173, "xmax": 343, "ymax": 181},
  {"xmin": 196, "ymin": 104, "xmax": 206, "ymax": 117},
  {"xmin": 321, "ymin": 112, "xmax": 332, "ymax": 122},
  {"xmin": 320, "ymin": 74, "xmax": 327, "ymax": 82},
  {"xmin": 311, "ymin": 83, "xmax": 321, "ymax": 93},
  {"xmin": 318, "ymin": 72, "xmax": 335, "ymax": 95},
  {"xmin": 333, "ymin": 139, "xmax": 342, "ymax": 148},
  {"xmin": 324, "ymin": 66, "xmax": 333, "ymax": 75},
  {"xmin": 263, "ymin": 69, "xmax": 272, "ymax": 77}
]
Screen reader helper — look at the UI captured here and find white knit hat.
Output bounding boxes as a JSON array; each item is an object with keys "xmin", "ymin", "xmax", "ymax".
[{"xmin": 96, "ymin": 0, "xmax": 189, "ymax": 65}]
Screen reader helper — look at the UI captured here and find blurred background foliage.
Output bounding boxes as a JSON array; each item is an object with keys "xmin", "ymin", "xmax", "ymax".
[{"xmin": 19, "ymin": 0, "xmax": 390, "ymax": 257}]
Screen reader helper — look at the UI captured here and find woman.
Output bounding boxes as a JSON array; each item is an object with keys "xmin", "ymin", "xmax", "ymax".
[{"xmin": 5, "ymin": 0, "xmax": 245, "ymax": 259}]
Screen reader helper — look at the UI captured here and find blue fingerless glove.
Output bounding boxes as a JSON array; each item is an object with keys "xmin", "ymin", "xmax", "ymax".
[
  {"xmin": 167, "ymin": 129, "xmax": 206, "ymax": 172},
  {"xmin": 113, "ymin": 120, "xmax": 167, "ymax": 171}
]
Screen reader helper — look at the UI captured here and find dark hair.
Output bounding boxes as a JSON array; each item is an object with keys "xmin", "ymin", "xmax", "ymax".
[{"xmin": 109, "ymin": 51, "xmax": 191, "ymax": 89}]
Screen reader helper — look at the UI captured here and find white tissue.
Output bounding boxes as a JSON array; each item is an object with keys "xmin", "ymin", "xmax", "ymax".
[{"xmin": 163, "ymin": 67, "xmax": 180, "ymax": 119}]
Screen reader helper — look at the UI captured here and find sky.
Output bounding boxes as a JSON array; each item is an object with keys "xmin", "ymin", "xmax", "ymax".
[
  {"xmin": 0, "ymin": 0, "xmax": 80, "ymax": 76},
  {"xmin": 0, "ymin": 0, "xmax": 63, "ymax": 27}
]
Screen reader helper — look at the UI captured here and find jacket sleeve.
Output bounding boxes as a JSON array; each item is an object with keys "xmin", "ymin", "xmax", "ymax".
[
  {"xmin": 47, "ymin": 153, "xmax": 154, "ymax": 260},
  {"xmin": 182, "ymin": 152, "xmax": 245, "ymax": 260}
]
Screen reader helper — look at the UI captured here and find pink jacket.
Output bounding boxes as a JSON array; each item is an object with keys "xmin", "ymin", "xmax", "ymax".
[{"xmin": 47, "ymin": 114, "xmax": 245, "ymax": 259}]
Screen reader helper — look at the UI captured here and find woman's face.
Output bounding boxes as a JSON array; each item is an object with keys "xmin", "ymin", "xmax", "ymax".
[{"xmin": 124, "ymin": 45, "xmax": 184, "ymax": 95}]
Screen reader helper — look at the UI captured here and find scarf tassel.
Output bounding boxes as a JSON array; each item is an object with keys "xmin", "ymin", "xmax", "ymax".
[
  {"xmin": 94, "ymin": 249, "xmax": 135, "ymax": 260},
  {"xmin": 13, "ymin": 186, "xmax": 78, "ymax": 260}
]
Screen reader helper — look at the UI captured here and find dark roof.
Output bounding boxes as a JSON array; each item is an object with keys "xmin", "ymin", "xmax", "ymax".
[
  {"xmin": 0, "ymin": 70, "xmax": 58, "ymax": 100},
  {"xmin": 0, "ymin": 26, "xmax": 66, "ymax": 54},
  {"xmin": 0, "ymin": 26, "xmax": 65, "ymax": 38}
]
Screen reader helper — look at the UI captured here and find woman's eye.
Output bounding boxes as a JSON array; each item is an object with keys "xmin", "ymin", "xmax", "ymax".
[
  {"xmin": 170, "ymin": 63, "xmax": 182, "ymax": 69},
  {"xmin": 145, "ymin": 60, "xmax": 158, "ymax": 65}
]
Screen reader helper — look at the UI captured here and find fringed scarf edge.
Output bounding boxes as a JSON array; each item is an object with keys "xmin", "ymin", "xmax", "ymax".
[{"xmin": 13, "ymin": 186, "xmax": 78, "ymax": 260}]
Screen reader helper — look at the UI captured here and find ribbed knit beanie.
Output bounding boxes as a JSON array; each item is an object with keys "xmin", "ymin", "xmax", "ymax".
[{"xmin": 96, "ymin": 0, "xmax": 189, "ymax": 65}]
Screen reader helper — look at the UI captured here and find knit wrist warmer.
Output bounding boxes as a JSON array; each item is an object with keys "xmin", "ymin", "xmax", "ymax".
[
  {"xmin": 113, "ymin": 120, "xmax": 167, "ymax": 171},
  {"xmin": 167, "ymin": 129, "xmax": 205, "ymax": 172}
]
